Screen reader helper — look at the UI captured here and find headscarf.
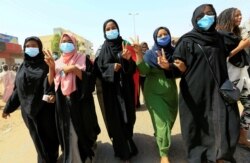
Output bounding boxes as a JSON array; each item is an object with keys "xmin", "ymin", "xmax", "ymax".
[
  {"xmin": 16, "ymin": 36, "xmax": 48, "ymax": 116},
  {"xmin": 144, "ymin": 27, "xmax": 175, "ymax": 68},
  {"xmin": 22, "ymin": 36, "xmax": 48, "ymax": 80},
  {"xmin": 176, "ymin": 4, "xmax": 220, "ymax": 46},
  {"xmin": 97, "ymin": 19, "xmax": 140, "ymax": 106},
  {"xmin": 140, "ymin": 42, "xmax": 148, "ymax": 47},
  {"xmin": 99, "ymin": 19, "xmax": 123, "ymax": 60},
  {"xmin": 54, "ymin": 33, "xmax": 86, "ymax": 96}
]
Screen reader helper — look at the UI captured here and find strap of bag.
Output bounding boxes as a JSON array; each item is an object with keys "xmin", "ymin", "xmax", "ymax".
[{"xmin": 197, "ymin": 44, "xmax": 220, "ymax": 87}]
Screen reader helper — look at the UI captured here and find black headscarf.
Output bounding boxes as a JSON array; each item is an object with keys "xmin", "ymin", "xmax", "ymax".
[
  {"xmin": 144, "ymin": 27, "xmax": 174, "ymax": 68},
  {"xmin": 100, "ymin": 19, "xmax": 123, "ymax": 59},
  {"xmin": 16, "ymin": 36, "xmax": 49, "ymax": 117},
  {"xmin": 177, "ymin": 4, "xmax": 220, "ymax": 46},
  {"xmin": 23, "ymin": 36, "xmax": 45, "ymax": 63}
]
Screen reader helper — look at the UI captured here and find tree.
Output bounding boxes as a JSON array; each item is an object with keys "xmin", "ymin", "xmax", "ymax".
[{"xmin": 51, "ymin": 34, "xmax": 61, "ymax": 54}]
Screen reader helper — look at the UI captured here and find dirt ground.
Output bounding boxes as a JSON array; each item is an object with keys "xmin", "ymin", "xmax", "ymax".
[{"xmin": 0, "ymin": 85, "xmax": 250, "ymax": 163}]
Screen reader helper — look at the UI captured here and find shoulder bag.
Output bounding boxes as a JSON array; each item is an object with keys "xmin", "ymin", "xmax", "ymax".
[{"xmin": 197, "ymin": 44, "xmax": 240, "ymax": 104}]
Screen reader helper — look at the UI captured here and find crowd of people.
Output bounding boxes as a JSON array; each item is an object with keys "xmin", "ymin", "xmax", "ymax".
[{"xmin": 1, "ymin": 3, "xmax": 250, "ymax": 163}]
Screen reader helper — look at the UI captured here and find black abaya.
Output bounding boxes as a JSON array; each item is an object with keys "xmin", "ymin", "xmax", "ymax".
[
  {"xmin": 173, "ymin": 4, "xmax": 240, "ymax": 163},
  {"xmin": 54, "ymin": 57, "xmax": 100, "ymax": 162},
  {"xmin": 4, "ymin": 36, "xmax": 59, "ymax": 163}
]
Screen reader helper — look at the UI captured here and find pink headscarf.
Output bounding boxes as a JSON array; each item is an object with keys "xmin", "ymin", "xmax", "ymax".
[{"xmin": 54, "ymin": 32, "xmax": 86, "ymax": 96}]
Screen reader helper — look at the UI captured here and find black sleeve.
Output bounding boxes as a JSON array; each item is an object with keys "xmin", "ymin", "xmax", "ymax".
[
  {"xmin": 4, "ymin": 88, "xmax": 20, "ymax": 114},
  {"xmin": 173, "ymin": 39, "xmax": 195, "ymax": 77},
  {"xmin": 43, "ymin": 76, "xmax": 55, "ymax": 95},
  {"xmin": 219, "ymin": 32, "xmax": 250, "ymax": 67},
  {"xmin": 173, "ymin": 39, "xmax": 193, "ymax": 67},
  {"xmin": 163, "ymin": 63, "xmax": 183, "ymax": 78},
  {"xmin": 121, "ymin": 58, "xmax": 136, "ymax": 75},
  {"xmin": 167, "ymin": 39, "xmax": 194, "ymax": 78},
  {"xmin": 78, "ymin": 57, "xmax": 96, "ymax": 100},
  {"xmin": 97, "ymin": 51, "xmax": 116, "ymax": 83},
  {"xmin": 228, "ymin": 49, "xmax": 250, "ymax": 67}
]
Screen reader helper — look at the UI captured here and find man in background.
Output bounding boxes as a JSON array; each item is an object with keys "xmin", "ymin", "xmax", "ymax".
[{"xmin": 0, "ymin": 64, "xmax": 15, "ymax": 102}]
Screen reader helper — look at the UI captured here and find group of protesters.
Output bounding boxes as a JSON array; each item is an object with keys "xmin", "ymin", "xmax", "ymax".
[{"xmin": 1, "ymin": 3, "xmax": 250, "ymax": 163}]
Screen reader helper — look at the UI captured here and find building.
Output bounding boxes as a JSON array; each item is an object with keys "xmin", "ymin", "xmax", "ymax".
[
  {"xmin": 39, "ymin": 27, "xmax": 94, "ymax": 56},
  {"xmin": 0, "ymin": 33, "xmax": 22, "ymax": 67}
]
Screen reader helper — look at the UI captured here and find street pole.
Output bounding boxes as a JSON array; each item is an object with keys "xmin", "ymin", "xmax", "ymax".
[{"xmin": 129, "ymin": 13, "xmax": 139, "ymax": 38}]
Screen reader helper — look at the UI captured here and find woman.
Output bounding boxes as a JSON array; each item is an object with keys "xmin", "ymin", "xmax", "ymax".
[
  {"xmin": 217, "ymin": 8, "xmax": 250, "ymax": 149},
  {"xmin": 172, "ymin": 4, "xmax": 240, "ymax": 163},
  {"xmin": 133, "ymin": 27, "xmax": 183, "ymax": 163},
  {"xmin": 0, "ymin": 64, "xmax": 15, "ymax": 102},
  {"xmin": 2, "ymin": 36, "xmax": 59, "ymax": 163},
  {"xmin": 44, "ymin": 33, "xmax": 100, "ymax": 163},
  {"xmin": 137, "ymin": 42, "xmax": 149, "ymax": 106},
  {"xmin": 95, "ymin": 19, "xmax": 138, "ymax": 161},
  {"xmin": 140, "ymin": 42, "xmax": 150, "ymax": 90}
]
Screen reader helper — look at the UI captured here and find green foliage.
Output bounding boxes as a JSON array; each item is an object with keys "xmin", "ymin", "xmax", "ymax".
[{"xmin": 51, "ymin": 34, "xmax": 61, "ymax": 54}]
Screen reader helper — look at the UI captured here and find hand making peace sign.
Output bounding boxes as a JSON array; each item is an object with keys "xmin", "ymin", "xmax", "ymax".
[
  {"xmin": 130, "ymin": 36, "xmax": 143, "ymax": 62},
  {"xmin": 43, "ymin": 50, "xmax": 55, "ymax": 71},
  {"xmin": 157, "ymin": 49, "xmax": 170, "ymax": 70},
  {"xmin": 121, "ymin": 41, "xmax": 132, "ymax": 60}
]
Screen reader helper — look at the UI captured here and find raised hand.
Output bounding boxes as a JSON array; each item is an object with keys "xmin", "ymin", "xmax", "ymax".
[
  {"xmin": 130, "ymin": 36, "xmax": 142, "ymax": 54},
  {"xmin": 157, "ymin": 49, "xmax": 169, "ymax": 70},
  {"xmin": 122, "ymin": 41, "xmax": 132, "ymax": 60},
  {"xmin": 43, "ymin": 50, "xmax": 56, "ymax": 85},
  {"xmin": 43, "ymin": 50, "xmax": 55, "ymax": 70},
  {"xmin": 130, "ymin": 36, "xmax": 143, "ymax": 62}
]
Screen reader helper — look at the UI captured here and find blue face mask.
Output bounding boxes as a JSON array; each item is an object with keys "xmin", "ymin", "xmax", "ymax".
[
  {"xmin": 106, "ymin": 29, "xmax": 119, "ymax": 40},
  {"xmin": 197, "ymin": 15, "xmax": 215, "ymax": 31},
  {"xmin": 60, "ymin": 43, "xmax": 75, "ymax": 54},
  {"xmin": 157, "ymin": 35, "xmax": 171, "ymax": 46},
  {"xmin": 25, "ymin": 47, "xmax": 40, "ymax": 57}
]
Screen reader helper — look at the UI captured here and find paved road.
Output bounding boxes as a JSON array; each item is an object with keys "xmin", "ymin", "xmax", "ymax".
[{"xmin": 0, "ymin": 94, "xmax": 250, "ymax": 163}]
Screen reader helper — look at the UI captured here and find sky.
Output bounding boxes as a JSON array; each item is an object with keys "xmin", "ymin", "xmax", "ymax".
[{"xmin": 1, "ymin": 0, "xmax": 250, "ymax": 53}]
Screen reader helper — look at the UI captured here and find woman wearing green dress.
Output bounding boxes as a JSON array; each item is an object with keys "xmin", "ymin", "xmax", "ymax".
[{"xmin": 132, "ymin": 27, "xmax": 185, "ymax": 163}]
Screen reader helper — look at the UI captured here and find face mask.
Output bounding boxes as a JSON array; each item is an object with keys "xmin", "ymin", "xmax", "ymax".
[
  {"xmin": 157, "ymin": 35, "xmax": 171, "ymax": 46},
  {"xmin": 60, "ymin": 43, "xmax": 75, "ymax": 54},
  {"xmin": 197, "ymin": 15, "xmax": 215, "ymax": 31},
  {"xmin": 25, "ymin": 47, "xmax": 39, "ymax": 57},
  {"xmin": 106, "ymin": 29, "xmax": 119, "ymax": 40}
]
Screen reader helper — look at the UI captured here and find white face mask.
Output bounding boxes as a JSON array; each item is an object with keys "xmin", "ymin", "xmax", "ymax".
[{"xmin": 25, "ymin": 47, "xmax": 39, "ymax": 57}]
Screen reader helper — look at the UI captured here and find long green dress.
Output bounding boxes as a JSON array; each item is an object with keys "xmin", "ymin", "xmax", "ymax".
[{"xmin": 137, "ymin": 60, "xmax": 178, "ymax": 156}]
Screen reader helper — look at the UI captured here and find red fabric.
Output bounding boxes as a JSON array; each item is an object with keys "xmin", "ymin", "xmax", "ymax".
[{"xmin": 127, "ymin": 46, "xmax": 140, "ymax": 108}]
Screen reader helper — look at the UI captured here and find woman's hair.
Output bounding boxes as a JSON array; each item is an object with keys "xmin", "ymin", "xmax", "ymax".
[{"xmin": 216, "ymin": 8, "xmax": 241, "ymax": 36}]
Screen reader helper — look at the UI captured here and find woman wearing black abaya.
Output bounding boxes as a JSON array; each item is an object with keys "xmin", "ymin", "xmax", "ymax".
[
  {"xmin": 173, "ymin": 4, "xmax": 240, "ymax": 163},
  {"xmin": 95, "ymin": 19, "xmax": 138, "ymax": 161},
  {"xmin": 2, "ymin": 36, "xmax": 59, "ymax": 163}
]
